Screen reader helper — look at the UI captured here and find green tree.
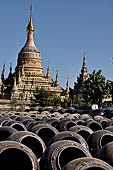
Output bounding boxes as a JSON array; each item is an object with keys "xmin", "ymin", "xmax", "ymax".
[
  {"xmin": 82, "ymin": 70, "xmax": 110, "ymax": 108},
  {"xmin": 106, "ymin": 80, "xmax": 113, "ymax": 102},
  {"xmin": 33, "ymin": 87, "xmax": 61, "ymax": 107},
  {"xmin": 61, "ymin": 97, "xmax": 71, "ymax": 108}
]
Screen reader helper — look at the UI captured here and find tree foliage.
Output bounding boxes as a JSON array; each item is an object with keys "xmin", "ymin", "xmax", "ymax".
[
  {"xmin": 106, "ymin": 80, "xmax": 113, "ymax": 101},
  {"xmin": 82, "ymin": 70, "xmax": 112, "ymax": 107},
  {"xmin": 33, "ymin": 87, "xmax": 61, "ymax": 107}
]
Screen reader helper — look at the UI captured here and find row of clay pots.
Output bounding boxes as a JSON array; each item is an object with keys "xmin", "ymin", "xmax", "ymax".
[{"xmin": 0, "ymin": 111, "xmax": 113, "ymax": 169}]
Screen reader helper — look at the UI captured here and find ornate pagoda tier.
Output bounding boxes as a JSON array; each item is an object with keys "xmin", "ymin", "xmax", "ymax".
[
  {"xmin": 73, "ymin": 55, "xmax": 88, "ymax": 103},
  {"xmin": 80, "ymin": 56, "xmax": 88, "ymax": 82},
  {"xmin": 10, "ymin": 6, "xmax": 62, "ymax": 100},
  {"xmin": 76, "ymin": 55, "xmax": 88, "ymax": 86}
]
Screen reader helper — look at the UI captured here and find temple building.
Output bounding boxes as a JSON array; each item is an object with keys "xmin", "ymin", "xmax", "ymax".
[
  {"xmin": 2, "ymin": 6, "xmax": 63, "ymax": 100},
  {"xmin": 73, "ymin": 55, "xmax": 88, "ymax": 103}
]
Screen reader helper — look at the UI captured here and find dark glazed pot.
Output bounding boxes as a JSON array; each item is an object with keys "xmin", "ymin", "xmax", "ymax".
[
  {"xmin": 86, "ymin": 120, "xmax": 103, "ymax": 131},
  {"xmin": 61, "ymin": 157, "xmax": 113, "ymax": 170},
  {"xmin": 30, "ymin": 123, "xmax": 59, "ymax": 146},
  {"xmin": 40, "ymin": 140, "xmax": 92, "ymax": 170},
  {"xmin": 48, "ymin": 131, "xmax": 89, "ymax": 150},
  {"xmin": 4, "ymin": 120, "xmax": 27, "ymax": 131},
  {"xmin": 70, "ymin": 125, "xmax": 93, "ymax": 141},
  {"xmin": 88, "ymin": 130, "xmax": 113, "ymax": 155},
  {"xmin": 0, "ymin": 126, "xmax": 17, "ymax": 141},
  {"xmin": 8, "ymin": 131, "xmax": 46, "ymax": 160},
  {"xmin": 96, "ymin": 141, "xmax": 113, "ymax": 167},
  {"xmin": 0, "ymin": 141, "xmax": 39, "ymax": 170},
  {"xmin": 55, "ymin": 119, "xmax": 77, "ymax": 131}
]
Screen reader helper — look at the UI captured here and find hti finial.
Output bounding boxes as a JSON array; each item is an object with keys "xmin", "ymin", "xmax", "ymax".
[
  {"xmin": 27, "ymin": 5, "xmax": 34, "ymax": 32},
  {"xmin": 84, "ymin": 50, "xmax": 86, "ymax": 56},
  {"xmin": 30, "ymin": 5, "xmax": 32, "ymax": 18},
  {"xmin": 3, "ymin": 64, "xmax": 5, "ymax": 72},
  {"xmin": 10, "ymin": 62, "xmax": 12, "ymax": 67},
  {"xmin": 10, "ymin": 63, "xmax": 12, "ymax": 73},
  {"xmin": 55, "ymin": 69, "xmax": 59, "ymax": 87},
  {"xmin": 56, "ymin": 69, "xmax": 58, "ymax": 74}
]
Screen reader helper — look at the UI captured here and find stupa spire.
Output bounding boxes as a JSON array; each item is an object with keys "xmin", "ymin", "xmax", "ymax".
[
  {"xmin": 1, "ymin": 64, "xmax": 5, "ymax": 82},
  {"xmin": 46, "ymin": 65, "xmax": 50, "ymax": 78},
  {"xmin": 10, "ymin": 63, "xmax": 12, "ymax": 74},
  {"xmin": 27, "ymin": 5, "xmax": 34, "ymax": 32},
  {"xmin": 26, "ymin": 5, "xmax": 35, "ymax": 47},
  {"xmin": 81, "ymin": 53, "xmax": 88, "ymax": 82},
  {"xmin": 66, "ymin": 77, "xmax": 69, "ymax": 94},
  {"xmin": 83, "ymin": 55, "xmax": 86, "ymax": 68},
  {"xmin": 55, "ymin": 70, "xmax": 59, "ymax": 87}
]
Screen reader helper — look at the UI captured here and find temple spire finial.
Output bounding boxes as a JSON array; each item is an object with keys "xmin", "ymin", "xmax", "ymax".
[
  {"xmin": 55, "ymin": 70, "xmax": 59, "ymax": 87},
  {"xmin": 2, "ymin": 64, "xmax": 5, "ymax": 82},
  {"xmin": 66, "ymin": 77, "xmax": 69, "ymax": 93},
  {"xmin": 84, "ymin": 50, "xmax": 86, "ymax": 56},
  {"xmin": 30, "ymin": 5, "xmax": 32, "ymax": 18},
  {"xmin": 10, "ymin": 63, "xmax": 12, "ymax": 74},
  {"xmin": 46, "ymin": 65, "xmax": 50, "ymax": 78},
  {"xmin": 83, "ymin": 56, "xmax": 86, "ymax": 65},
  {"xmin": 81, "ymin": 53, "xmax": 88, "ymax": 82},
  {"xmin": 25, "ymin": 5, "xmax": 36, "ymax": 47},
  {"xmin": 27, "ymin": 5, "xmax": 34, "ymax": 32},
  {"xmin": 3, "ymin": 64, "xmax": 5, "ymax": 73}
]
